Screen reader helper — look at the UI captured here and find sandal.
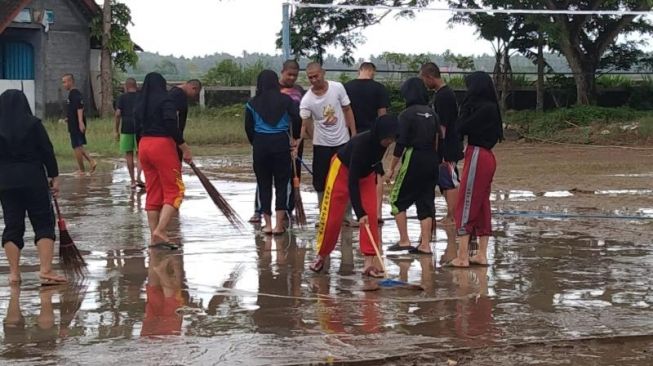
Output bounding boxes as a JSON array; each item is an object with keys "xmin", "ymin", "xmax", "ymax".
[
  {"xmin": 149, "ymin": 242, "xmax": 180, "ymax": 250},
  {"xmin": 387, "ymin": 243, "xmax": 414, "ymax": 252},
  {"xmin": 40, "ymin": 273, "xmax": 67, "ymax": 286},
  {"xmin": 410, "ymin": 247, "xmax": 433, "ymax": 256}
]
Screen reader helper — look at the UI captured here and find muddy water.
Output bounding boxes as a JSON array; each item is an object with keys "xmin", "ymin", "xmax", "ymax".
[{"xmin": 1, "ymin": 159, "xmax": 653, "ymax": 365}]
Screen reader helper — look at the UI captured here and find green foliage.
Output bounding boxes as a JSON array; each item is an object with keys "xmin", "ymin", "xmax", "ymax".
[
  {"xmin": 511, "ymin": 74, "xmax": 531, "ymax": 87},
  {"xmin": 203, "ymin": 60, "xmax": 268, "ymax": 86},
  {"xmin": 282, "ymin": 1, "xmax": 432, "ymax": 65},
  {"xmin": 597, "ymin": 75, "xmax": 632, "ymax": 88},
  {"xmin": 338, "ymin": 72, "xmax": 354, "ymax": 84},
  {"xmin": 628, "ymin": 79, "xmax": 653, "ymax": 110},
  {"xmin": 445, "ymin": 76, "xmax": 466, "ymax": 88},
  {"xmin": 91, "ymin": 1, "xmax": 138, "ymax": 72},
  {"xmin": 506, "ymin": 106, "xmax": 641, "ymax": 138},
  {"xmin": 442, "ymin": 49, "xmax": 475, "ymax": 70},
  {"xmin": 154, "ymin": 59, "xmax": 179, "ymax": 76}
]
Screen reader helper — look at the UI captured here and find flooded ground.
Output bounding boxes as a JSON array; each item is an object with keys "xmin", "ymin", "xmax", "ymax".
[{"xmin": 1, "ymin": 143, "xmax": 652, "ymax": 365}]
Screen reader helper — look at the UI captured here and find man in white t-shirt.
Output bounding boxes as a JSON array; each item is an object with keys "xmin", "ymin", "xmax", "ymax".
[{"xmin": 299, "ymin": 62, "xmax": 357, "ymax": 210}]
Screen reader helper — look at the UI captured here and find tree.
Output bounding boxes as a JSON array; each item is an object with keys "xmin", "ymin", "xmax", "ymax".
[
  {"xmin": 280, "ymin": 0, "xmax": 431, "ymax": 65},
  {"xmin": 100, "ymin": 0, "xmax": 113, "ymax": 117},
  {"xmin": 91, "ymin": 1, "xmax": 138, "ymax": 73},
  {"xmin": 154, "ymin": 60, "xmax": 179, "ymax": 76},
  {"xmin": 543, "ymin": 1, "xmax": 653, "ymax": 105}
]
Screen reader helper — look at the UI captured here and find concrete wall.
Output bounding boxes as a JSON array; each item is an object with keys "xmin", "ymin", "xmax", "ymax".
[{"xmin": 36, "ymin": 0, "xmax": 93, "ymax": 117}]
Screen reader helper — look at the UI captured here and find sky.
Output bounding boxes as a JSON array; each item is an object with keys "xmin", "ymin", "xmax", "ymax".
[{"xmin": 114, "ymin": 0, "xmax": 494, "ymax": 59}]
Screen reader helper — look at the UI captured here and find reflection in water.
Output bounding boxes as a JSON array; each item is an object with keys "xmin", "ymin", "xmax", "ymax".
[{"xmin": 1, "ymin": 165, "xmax": 653, "ymax": 364}]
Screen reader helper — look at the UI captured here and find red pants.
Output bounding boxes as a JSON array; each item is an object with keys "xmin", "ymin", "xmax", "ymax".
[
  {"xmin": 141, "ymin": 285, "xmax": 183, "ymax": 336},
  {"xmin": 316, "ymin": 157, "xmax": 379, "ymax": 257},
  {"xmin": 455, "ymin": 146, "xmax": 496, "ymax": 237},
  {"xmin": 139, "ymin": 137, "xmax": 185, "ymax": 211}
]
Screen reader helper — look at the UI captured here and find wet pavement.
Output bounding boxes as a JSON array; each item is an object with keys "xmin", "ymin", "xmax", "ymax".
[{"xmin": 1, "ymin": 158, "xmax": 653, "ymax": 365}]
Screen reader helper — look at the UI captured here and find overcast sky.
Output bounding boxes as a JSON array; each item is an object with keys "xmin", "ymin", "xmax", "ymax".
[{"xmin": 112, "ymin": 0, "xmax": 494, "ymax": 59}]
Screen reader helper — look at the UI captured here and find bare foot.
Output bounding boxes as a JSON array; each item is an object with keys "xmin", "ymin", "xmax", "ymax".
[
  {"xmin": 438, "ymin": 216, "xmax": 455, "ymax": 226},
  {"xmin": 469, "ymin": 255, "xmax": 489, "ymax": 266},
  {"xmin": 89, "ymin": 160, "xmax": 97, "ymax": 174},
  {"xmin": 444, "ymin": 258, "xmax": 469, "ymax": 268},
  {"xmin": 39, "ymin": 271, "xmax": 67, "ymax": 285},
  {"xmin": 9, "ymin": 272, "xmax": 21, "ymax": 284},
  {"xmin": 73, "ymin": 170, "xmax": 85, "ymax": 177}
]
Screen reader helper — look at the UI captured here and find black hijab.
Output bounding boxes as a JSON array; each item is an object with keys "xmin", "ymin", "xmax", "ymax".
[
  {"xmin": 249, "ymin": 69, "xmax": 292, "ymax": 126},
  {"xmin": 401, "ymin": 77, "xmax": 429, "ymax": 107},
  {"xmin": 0, "ymin": 89, "xmax": 38, "ymax": 147},
  {"xmin": 371, "ymin": 114, "xmax": 398, "ymax": 145},
  {"xmin": 135, "ymin": 72, "xmax": 171, "ymax": 123},
  {"xmin": 461, "ymin": 71, "xmax": 504, "ymax": 141}
]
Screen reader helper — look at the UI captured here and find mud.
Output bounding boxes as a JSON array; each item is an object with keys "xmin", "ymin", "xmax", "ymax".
[{"xmin": 1, "ymin": 142, "xmax": 652, "ymax": 365}]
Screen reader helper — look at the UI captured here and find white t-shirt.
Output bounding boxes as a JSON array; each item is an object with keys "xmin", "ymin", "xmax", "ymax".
[{"xmin": 300, "ymin": 80, "xmax": 351, "ymax": 147}]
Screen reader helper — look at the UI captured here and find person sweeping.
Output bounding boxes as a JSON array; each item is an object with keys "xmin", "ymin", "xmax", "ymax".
[
  {"xmin": 135, "ymin": 72, "xmax": 193, "ymax": 247},
  {"xmin": 446, "ymin": 71, "xmax": 503, "ymax": 268},
  {"xmin": 245, "ymin": 70, "xmax": 301, "ymax": 235},
  {"xmin": 309, "ymin": 115, "xmax": 398, "ymax": 277},
  {"xmin": 0, "ymin": 89, "xmax": 66, "ymax": 285}
]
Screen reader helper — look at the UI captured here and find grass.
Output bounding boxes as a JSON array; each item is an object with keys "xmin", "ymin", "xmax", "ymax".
[
  {"xmin": 45, "ymin": 105, "xmax": 249, "ymax": 170},
  {"xmin": 504, "ymin": 106, "xmax": 653, "ymax": 144}
]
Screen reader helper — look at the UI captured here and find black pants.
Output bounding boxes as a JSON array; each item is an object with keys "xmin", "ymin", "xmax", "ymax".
[
  {"xmin": 254, "ymin": 139, "xmax": 304, "ymax": 215},
  {"xmin": 312, "ymin": 144, "xmax": 344, "ymax": 193},
  {"xmin": 253, "ymin": 133, "xmax": 292, "ymax": 216},
  {"xmin": 1, "ymin": 185, "xmax": 55, "ymax": 250},
  {"xmin": 390, "ymin": 149, "xmax": 439, "ymax": 220}
]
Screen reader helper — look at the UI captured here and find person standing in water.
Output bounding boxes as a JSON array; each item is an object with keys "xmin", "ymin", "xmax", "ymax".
[
  {"xmin": 0, "ymin": 89, "xmax": 66, "ymax": 285},
  {"xmin": 115, "ymin": 78, "xmax": 144, "ymax": 189},
  {"xmin": 445, "ymin": 71, "xmax": 503, "ymax": 268},
  {"xmin": 62, "ymin": 73, "xmax": 96, "ymax": 175}
]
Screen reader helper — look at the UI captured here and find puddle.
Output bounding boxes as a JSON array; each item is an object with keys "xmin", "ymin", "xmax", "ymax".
[{"xmin": 1, "ymin": 159, "xmax": 653, "ymax": 365}]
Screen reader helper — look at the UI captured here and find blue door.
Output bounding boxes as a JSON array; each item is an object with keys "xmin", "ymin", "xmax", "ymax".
[{"xmin": 1, "ymin": 42, "xmax": 34, "ymax": 80}]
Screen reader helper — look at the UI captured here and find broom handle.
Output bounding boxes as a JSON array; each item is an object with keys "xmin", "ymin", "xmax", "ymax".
[
  {"xmin": 52, "ymin": 196, "xmax": 62, "ymax": 218},
  {"xmin": 364, "ymin": 223, "xmax": 387, "ymax": 278}
]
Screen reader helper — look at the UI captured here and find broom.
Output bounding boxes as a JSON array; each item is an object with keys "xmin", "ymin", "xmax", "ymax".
[
  {"xmin": 188, "ymin": 161, "xmax": 245, "ymax": 229},
  {"xmin": 52, "ymin": 197, "xmax": 87, "ymax": 276},
  {"xmin": 291, "ymin": 158, "xmax": 307, "ymax": 228},
  {"xmin": 364, "ymin": 224, "xmax": 423, "ymax": 291}
]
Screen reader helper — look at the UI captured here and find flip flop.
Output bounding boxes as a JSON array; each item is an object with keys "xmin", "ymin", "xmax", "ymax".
[
  {"xmin": 272, "ymin": 230, "xmax": 286, "ymax": 236},
  {"xmin": 469, "ymin": 260, "xmax": 490, "ymax": 267},
  {"xmin": 261, "ymin": 229, "xmax": 273, "ymax": 235},
  {"xmin": 40, "ymin": 274, "xmax": 67, "ymax": 286},
  {"xmin": 410, "ymin": 247, "xmax": 433, "ymax": 256},
  {"xmin": 149, "ymin": 242, "xmax": 180, "ymax": 250},
  {"xmin": 442, "ymin": 260, "xmax": 469, "ymax": 269},
  {"xmin": 387, "ymin": 243, "xmax": 415, "ymax": 252}
]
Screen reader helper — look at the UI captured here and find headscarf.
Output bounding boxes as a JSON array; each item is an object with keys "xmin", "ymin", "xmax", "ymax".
[
  {"xmin": 461, "ymin": 71, "xmax": 504, "ymax": 142},
  {"xmin": 248, "ymin": 69, "xmax": 291, "ymax": 126},
  {"xmin": 0, "ymin": 89, "xmax": 38, "ymax": 147},
  {"xmin": 135, "ymin": 72, "xmax": 171, "ymax": 123},
  {"xmin": 371, "ymin": 114, "xmax": 398, "ymax": 145},
  {"xmin": 400, "ymin": 77, "xmax": 429, "ymax": 107}
]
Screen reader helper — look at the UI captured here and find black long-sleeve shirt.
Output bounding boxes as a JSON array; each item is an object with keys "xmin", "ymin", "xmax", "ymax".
[
  {"xmin": 434, "ymin": 86, "xmax": 463, "ymax": 162},
  {"xmin": 337, "ymin": 131, "xmax": 385, "ymax": 220},
  {"xmin": 393, "ymin": 105, "xmax": 439, "ymax": 158},
  {"xmin": 0, "ymin": 121, "xmax": 58, "ymax": 190},
  {"xmin": 457, "ymin": 102, "xmax": 501, "ymax": 150},
  {"xmin": 136, "ymin": 99, "xmax": 184, "ymax": 145}
]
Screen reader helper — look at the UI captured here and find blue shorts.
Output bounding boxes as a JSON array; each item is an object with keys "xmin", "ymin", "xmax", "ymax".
[
  {"xmin": 70, "ymin": 132, "xmax": 87, "ymax": 148},
  {"xmin": 438, "ymin": 161, "xmax": 460, "ymax": 192}
]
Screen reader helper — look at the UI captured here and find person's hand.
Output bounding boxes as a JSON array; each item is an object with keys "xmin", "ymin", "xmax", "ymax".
[
  {"xmin": 50, "ymin": 177, "xmax": 60, "ymax": 198},
  {"xmin": 181, "ymin": 144, "xmax": 193, "ymax": 164},
  {"xmin": 385, "ymin": 167, "xmax": 396, "ymax": 183},
  {"xmin": 359, "ymin": 215, "xmax": 369, "ymax": 227},
  {"xmin": 79, "ymin": 123, "xmax": 86, "ymax": 134}
]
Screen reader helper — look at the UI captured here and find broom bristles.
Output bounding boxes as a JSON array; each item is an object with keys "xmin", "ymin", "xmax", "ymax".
[
  {"xmin": 293, "ymin": 185, "xmax": 307, "ymax": 228},
  {"xmin": 53, "ymin": 199, "xmax": 87, "ymax": 276},
  {"xmin": 190, "ymin": 163, "xmax": 245, "ymax": 229}
]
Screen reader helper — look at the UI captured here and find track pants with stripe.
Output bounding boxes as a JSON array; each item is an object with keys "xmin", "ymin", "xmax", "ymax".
[
  {"xmin": 253, "ymin": 133, "xmax": 291, "ymax": 215},
  {"xmin": 390, "ymin": 148, "xmax": 439, "ymax": 220},
  {"xmin": 316, "ymin": 157, "xmax": 379, "ymax": 257},
  {"xmin": 455, "ymin": 145, "xmax": 496, "ymax": 237}
]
